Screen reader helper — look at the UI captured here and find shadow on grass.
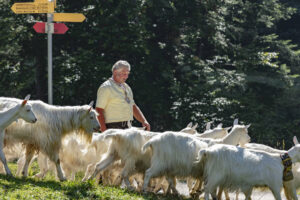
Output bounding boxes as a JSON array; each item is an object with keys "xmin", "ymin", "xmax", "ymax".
[
  {"xmin": 94, "ymin": 184, "xmax": 192, "ymax": 200},
  {"xmin": 0, "ymin": 174, "xmax": 63, "ymax": 191},
  {"xmin": 0, "ymin": 174, "xmax": 99, "ymax": 199},
  {"xmin": 0, "ymin": 174, "xmax": 192, "ymax": 200}
]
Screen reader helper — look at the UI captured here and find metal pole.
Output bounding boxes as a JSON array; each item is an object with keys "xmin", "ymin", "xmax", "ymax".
[{"xmin": 47, "ymin": 12, "xmax": 53, "ymax": 105}]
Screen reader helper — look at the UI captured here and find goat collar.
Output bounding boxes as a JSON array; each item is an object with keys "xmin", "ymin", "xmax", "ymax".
[{"xmin": 280, "ymin": 153, "xmax": 293, "ymax": 181}]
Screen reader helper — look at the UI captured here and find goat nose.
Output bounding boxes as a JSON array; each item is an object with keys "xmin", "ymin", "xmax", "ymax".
[{"xmin": 33, "ymin": 118, "xmax": 37, "ymax": 123}]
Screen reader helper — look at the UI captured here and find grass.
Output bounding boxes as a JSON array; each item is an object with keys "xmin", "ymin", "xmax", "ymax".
[{"xmin": 0, "ymin": 162, "xmax": 191, "ymax": 200}]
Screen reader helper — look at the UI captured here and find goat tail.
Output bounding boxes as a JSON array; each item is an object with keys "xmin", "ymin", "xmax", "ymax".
[
  {"xmin": 194, "ymin": 149, "xmax": 207, "ymax": 164},
  {"xmin": 142, "ymin": 141, "xmax": 152, "ymax": 153}
]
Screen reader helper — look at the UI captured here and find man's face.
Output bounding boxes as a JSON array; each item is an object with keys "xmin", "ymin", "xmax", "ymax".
[{"xmin": 113, "ymin": 68, "xmax": 130, "ymax": 84}]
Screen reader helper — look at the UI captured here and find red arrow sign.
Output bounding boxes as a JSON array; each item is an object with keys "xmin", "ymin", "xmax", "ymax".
[
  {"xmin": 33, "ymin": 22, "xmax": 46, "ymax": 33},
  {"xmin": 53, "ymin": 23, "xmax": 68, "ymax": 34},
  {"xmin": 33, "ymin": 22, "xmax": 68, "ymax": 34}
]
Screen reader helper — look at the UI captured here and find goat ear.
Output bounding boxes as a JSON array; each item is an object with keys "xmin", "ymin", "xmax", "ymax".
[
  {"xmin": 21, "ymin": 94, "xmax": 31, "ymax": 106},
  {"xmin": 233, "ymin": 118, "xmax": 239, "ymax": 125},
  {"xmin": 24, "ymin": 94, "xmax": 31, "ymax": 101},
  {"xmin": 21, "ymin": 100, "xmax": 28, "ymax": 106},
  {"xmin": 87, "ymin": 101, "xmax": 94, "ymax": 113},
  {"xmin": 192, "ymin": 123, "xmax": 198, "ymax": 130},
  {"xmin": 206, "ymin": 121, "xmax": 212, "ymax": 130},
  {"xmin": 217, "ymin": 123, "xmax": 223, "ymax": 128},
  {"xmin": 88, "ymin": 101, "xmax": 94, "ymax": 107},
  {"xmin": 187, "ymin": 122, "xmax": 193, "ymax": 128},
  {"xmin": 246, "ymin": 124, "xmax": 251, "ymax": 129},
  {"xmin": 293, "ymin": 136, "xmax": 299, "ymax": 145}
]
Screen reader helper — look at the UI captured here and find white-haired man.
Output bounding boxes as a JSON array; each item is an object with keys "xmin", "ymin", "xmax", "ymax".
[{"xmin": 96, "ymin": 60, "xmax": 150, "ymax": 132}]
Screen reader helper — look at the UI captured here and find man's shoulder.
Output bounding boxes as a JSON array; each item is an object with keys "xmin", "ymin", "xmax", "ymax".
[{"xmin": 100, "ymin": 79, "xmax": 113, "ymax": 88}]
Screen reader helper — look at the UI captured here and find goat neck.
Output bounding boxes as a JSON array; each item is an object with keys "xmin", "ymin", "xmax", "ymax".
[
  {"xmin": 0, "ymin": 104, "xmax": 21, "ymax": 129},
  {"xmin": 287, "ymin": 144, "xmax": 300, "ymax": 163},
  {"xmin": 221, "ymin": 126, "xmax": 246, "ymax": 146}
]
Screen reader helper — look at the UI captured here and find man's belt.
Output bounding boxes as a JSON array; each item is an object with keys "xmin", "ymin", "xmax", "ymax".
[{"xmin": 106, "ymin": 121, "xmax": 129, "ymax": 129}]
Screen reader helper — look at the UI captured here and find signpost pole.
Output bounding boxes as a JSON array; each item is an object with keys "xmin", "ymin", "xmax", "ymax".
[
  {"xmin": 47, "ymin": 11, "xmax": 53, "ymax": 105},
  {"xmin": 11, "ymin": 0, "xmax": 85, "ymax": 106}
]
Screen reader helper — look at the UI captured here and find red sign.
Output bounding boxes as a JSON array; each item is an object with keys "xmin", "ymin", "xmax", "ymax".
[
  {"xmin": 53, "ymin": 23, "xmax": 68, "ymax": 34},
  {"xmin": 33, "ymin": 22, "xmax": 68, "ymax": 34},
  {"xmin": 33, "ymin": 22, "xmax": 46, "ymax": 33}
]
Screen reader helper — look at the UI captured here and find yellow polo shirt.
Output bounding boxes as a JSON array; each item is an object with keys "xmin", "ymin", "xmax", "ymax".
[{"xmin": 96, "ymin": 78, "xmax": 134, "ymax": 123}]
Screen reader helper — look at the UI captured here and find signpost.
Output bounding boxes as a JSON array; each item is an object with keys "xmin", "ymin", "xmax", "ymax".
[
  {"xmin": 47, "ymin": 12, "xmax": 53, "ymax": 104},
  {"xmin": 53, "ymin": 13, "xmax": 86, "ymax": 22},
  {"xmin": 11, "ymin": 2, "xmax": 55, "ymax": 14},
  {"xmin": 53, "ymin": 23, "xmax": 68, "ymax": 34},
  {"xmin": 33, "ymin": 22, "xmax": 46, "ymax": 33},
  {"xmin": 11, "ymin": 0, "xmax": 85, "ymax": 105},
  {"xmin": 33, "ymin": 22, "xmax": 69, "ymax": 34}
]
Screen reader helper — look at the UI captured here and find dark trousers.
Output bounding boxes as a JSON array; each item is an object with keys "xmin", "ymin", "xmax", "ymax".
[{"xmin": 105, "ymin": 121, "xmax": 129, "ymax": 129}]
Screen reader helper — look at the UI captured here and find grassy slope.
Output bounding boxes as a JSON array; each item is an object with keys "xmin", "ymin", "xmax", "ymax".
[{"xmin": 0, "ymin": 162, "xmax": 189, "ymax": 200}]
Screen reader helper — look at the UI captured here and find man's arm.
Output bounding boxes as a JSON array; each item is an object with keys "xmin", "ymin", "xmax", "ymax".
[
  {"xmin": 133, "ymin": 104, "xmax": 150, "ymax": 131},
  {"xmin": 96, "ymin": 107, "xmax": 107, "ymax": 132}
]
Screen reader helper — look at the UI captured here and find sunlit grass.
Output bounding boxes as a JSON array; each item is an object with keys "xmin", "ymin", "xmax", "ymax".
[{"xmin": 0, "ymin": 161, "xmax": 189, "ymax": 200}]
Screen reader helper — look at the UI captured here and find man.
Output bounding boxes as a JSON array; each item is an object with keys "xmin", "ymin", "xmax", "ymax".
[{"xmin": 96, "ymin": 60, "xmax": 151, "ymax": 132}]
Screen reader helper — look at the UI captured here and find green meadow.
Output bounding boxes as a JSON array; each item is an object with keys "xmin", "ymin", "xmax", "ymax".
[{"xmin": 0, "ymin": 161, "xmax": 188, "ymax": 200}]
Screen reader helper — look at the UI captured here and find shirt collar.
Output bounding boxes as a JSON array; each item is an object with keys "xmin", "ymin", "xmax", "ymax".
[{"xmin": 110, "ymin": 77, "xmax": 126, "ymax": 89}]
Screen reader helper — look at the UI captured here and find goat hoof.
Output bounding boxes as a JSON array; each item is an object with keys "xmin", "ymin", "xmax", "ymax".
[
  {"xmin": 34, "ymin": 173, "xmax": 45, "ymax": 179},
  {"xmin": 126, "ymin": 186, "xmax": 135, "ymax": 191},
  {"xmin": 142, "ymin": 189, "xmax": 148, "ymax": 194},
  {"xmin": 190, "ymin": 192, "xmax": 200, "ymax": 200},
  {"xmin": 59, "ymin": 177, "xmax": 67, "ymax": 182}
]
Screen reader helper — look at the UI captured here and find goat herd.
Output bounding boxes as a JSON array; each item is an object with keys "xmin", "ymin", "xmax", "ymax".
[{"xmin": 0, "ymin": 95, "xmax": 299, "ymax": 200}]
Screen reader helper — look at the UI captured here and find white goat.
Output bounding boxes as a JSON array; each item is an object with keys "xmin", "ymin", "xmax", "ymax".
[
  {"xmin": 181, "ymin": 121, "xmax": 231, "ymax": 141},
  {"xmin": 15, "ymin": 132, "xmax": 107, "ymax": 182},
  {"xmin": 241, "ymin": 142, "xmax": 300, "ymax": 200},
  {"xmin": 197, "ymin": 124, "xmax": 231, "ymax": 139},
  {"xmin": 0, "ymin": 95, "xmax": 37, "ymax": 176},
  {"xmin": 196, "ymin": 124, "xmax": 251, "ymax": 147},
  {"xmin": 141, "ymin": 131, "xmax": 208, "ymax": 194},
  {"xmin": 199, "ymin": 136, "xmax": 300, "ymax": 200},
  {"xmin": 87, "ymin": 128, "xmax": 159, "ymax": 190},
  {"xmin": 0, "ymin": 97, "xmax": 100, "ymax": 181},
  {"xmin": 180, "ymin": 122, "xmax": 199, "ymax": 134},
  {"xmin": 80, "ymin": 132, "xmax": 109, "ymax": 181},
  {"xmin": 43, "ymin": 133, "xmax": 99, "ymax": 180},
  {"xmin": 190, "ymin": 123, "xmax": 251, "ymax": 197}
]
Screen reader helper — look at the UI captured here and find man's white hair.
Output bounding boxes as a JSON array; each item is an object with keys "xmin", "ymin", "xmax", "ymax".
[{"xmin": 112, "ymin": 60, "xmax": 131, "ymax": 72}]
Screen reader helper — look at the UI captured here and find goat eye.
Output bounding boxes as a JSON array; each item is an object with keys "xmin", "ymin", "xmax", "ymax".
[
  {"xmin": 27, "ymin": 110, "xmax": 30, "ymax": 112},
  {"xmin": 90, "ymin": 116, "xmax": 93, "ymax": 119}
]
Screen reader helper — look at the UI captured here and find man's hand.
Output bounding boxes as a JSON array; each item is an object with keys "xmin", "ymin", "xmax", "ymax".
[
  {"xmin": 142, "ymin": 121, "xmax": 151, "ymax": 131},
  {"xmin": 133, "ymin": 104, "xmax": 151, "ymax": 131}
]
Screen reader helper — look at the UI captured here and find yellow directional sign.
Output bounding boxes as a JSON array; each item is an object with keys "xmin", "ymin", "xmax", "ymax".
[
  {"xmin": 34, "ymin": 0, "xmax": 56, "ymax": 8},
  {"xmin": 11, "ymin": 2, "xmax": 55, "ymax": 14},
  {"xmin": 53, "ymin": 13, "xmax": 86, "ymax": 22}
]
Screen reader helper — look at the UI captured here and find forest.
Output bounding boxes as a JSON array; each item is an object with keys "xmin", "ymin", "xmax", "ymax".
[{"xmin": 1, "ymin": 0, "xmax": 300, "ymax": 148}]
